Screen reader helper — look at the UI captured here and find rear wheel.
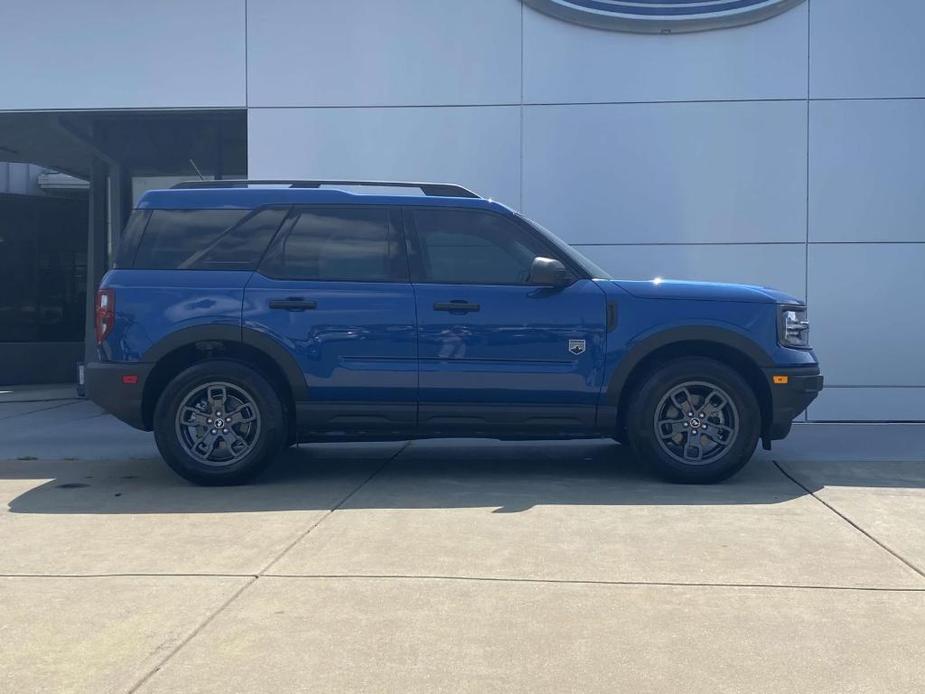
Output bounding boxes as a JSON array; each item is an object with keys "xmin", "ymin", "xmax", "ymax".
[
  {"xmin": 153, "ymin": 360, "xmax": 286, "ymax": 485},
  {"xmin": 627, "ymin": 357, "xmax": 760, "ymax": 483}
]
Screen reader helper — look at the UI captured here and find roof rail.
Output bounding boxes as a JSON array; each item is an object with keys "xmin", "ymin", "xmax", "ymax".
[{"xmin": 171, "ymin": 179, "xmax": 480, "ymax": 198}]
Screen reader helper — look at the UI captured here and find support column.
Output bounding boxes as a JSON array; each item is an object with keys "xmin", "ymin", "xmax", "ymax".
[
  {"xmin": 83, "ymin": 156, "xmax": 109, "ymax": 364},
  {"xmin": 109, "ymin": 161, "xmax": 132, "ymax": 259}
]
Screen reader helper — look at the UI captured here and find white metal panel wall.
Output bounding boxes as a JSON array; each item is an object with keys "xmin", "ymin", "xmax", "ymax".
[
  {"xmin": 246, "ymin": 0, "xmax": 522, "ymax": 107},
  {"xmin": 522, "ymin": 101, "xmax": 807, "ymax": 245},
  {"xmin": 806, "ymin": 0, "xmax": 925, "ymax": 420},
  {"xmin": 523, "ymin": 1, "xmax": 808, "ymax": 103},
  {"xmin": 0, "ymin": 0, "xmax": 246, "ymax": 110},
  {"xmin": 240, "ymin": 0, "xmax": 924, "ymax": 422},
  {"xmin": 810, "ymin": 0, "xmax": 925, "ymax": 99},
  {"xmin": 248, "ymin": 107, "xmax": 521, "ymax": 203}
]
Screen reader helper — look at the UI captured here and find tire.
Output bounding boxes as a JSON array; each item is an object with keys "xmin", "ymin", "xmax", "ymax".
[
  {"xmin": 626, "ymin": 357, "xmax": 760, "ymax": 484},
  {"xmin": 153, "ymin": 360, "xmax": 287, "ymax": 485}
]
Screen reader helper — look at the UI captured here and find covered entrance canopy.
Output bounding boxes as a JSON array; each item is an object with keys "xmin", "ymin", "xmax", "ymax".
[{"xmin": 0, "ymin": 109, "xmax": 246, "ymax": 383}]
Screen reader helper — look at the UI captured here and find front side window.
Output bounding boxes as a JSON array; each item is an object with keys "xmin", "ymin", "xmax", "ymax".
[
  {"xmin": 133, "ymin": 209, "xmax": 248, "ymax": 269},
  {"xmin": 259, "ymin": 206, "xmax": 402, "ymax": 282},
  {"xmin": 410, "ymin": 208, "xmax": 555, "ymax": 285}
]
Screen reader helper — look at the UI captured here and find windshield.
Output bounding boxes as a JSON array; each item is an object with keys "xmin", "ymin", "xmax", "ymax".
[{"xmin": 517, "ymin": 214, "xmax": 613, "ymax": 280}]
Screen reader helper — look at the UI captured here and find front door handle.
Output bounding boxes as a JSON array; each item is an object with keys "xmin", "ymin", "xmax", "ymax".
[
  {"xmin": 269, "ymin": 297, "xmax": 317, "ymax": 311},
  {"xmin": 434, "ymin": 301, "xmax": 480, "ymax": 313}
]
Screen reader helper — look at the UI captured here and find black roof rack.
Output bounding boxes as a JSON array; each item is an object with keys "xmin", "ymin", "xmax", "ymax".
[{"xmin": 171, "ymin": 179, "xmax": 480, "ymax": 198}]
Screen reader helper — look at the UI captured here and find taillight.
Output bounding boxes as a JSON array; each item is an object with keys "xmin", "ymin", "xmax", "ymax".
[{"xmin": 95, "ymin": 289, "xmax": 115, "ymax": 343}]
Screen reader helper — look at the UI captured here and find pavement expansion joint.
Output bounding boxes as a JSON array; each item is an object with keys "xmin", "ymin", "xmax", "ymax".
[
  {"xmin": 773, "ymin": 460, "xmax": 925, "ymax": 581},
  {"xmin": 121, "ymin": 440, "xmax": 412, "ymax": 693}
]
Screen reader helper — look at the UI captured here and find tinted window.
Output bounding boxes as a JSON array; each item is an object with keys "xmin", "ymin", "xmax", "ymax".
[
  {"xmin": 260, "ymin": 207, "xmax": 401, "ymax": 282},
  {"xmin": 517, "ymin": 214, "xmax": 611, "ymax": 280},
  {"xmin": 411, "ymin": 209, "xmax": 550, "ymax": 285},
  {"xmin": 133, "ymin": 209, "xmax": 248, "ymax": 269},
  {"xmin": 182, "ymin": 207, "xmax": 288, "ymax": 270},
  {"xmin": 113, "ymin": 210, "xmax": 149, "ymax": 269}
]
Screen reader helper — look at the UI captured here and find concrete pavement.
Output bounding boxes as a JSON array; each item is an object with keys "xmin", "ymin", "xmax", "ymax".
[{"xmin": 0, "ymin": 397, "xmax": 923, "ymax": 692}]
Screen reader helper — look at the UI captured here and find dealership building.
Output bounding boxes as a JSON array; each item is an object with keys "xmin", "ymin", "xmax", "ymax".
[{"xmin": 0, "ymin": 0, "xmax": 922, "ymax": 423}]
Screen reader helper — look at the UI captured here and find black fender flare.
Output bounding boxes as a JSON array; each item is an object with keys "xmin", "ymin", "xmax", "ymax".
[
  {"xmin": 605, "ymin": 325, "xmax": 774, "ymax": 407},
  {"xmin": 142, "ymin": 324, "xmax": 307, "ymax": 401}
]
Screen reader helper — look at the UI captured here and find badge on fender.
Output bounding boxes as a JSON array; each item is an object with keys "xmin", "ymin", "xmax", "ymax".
[{"xmin": 568, "ymin": 339, "xmax": 586, "ymax": 356}]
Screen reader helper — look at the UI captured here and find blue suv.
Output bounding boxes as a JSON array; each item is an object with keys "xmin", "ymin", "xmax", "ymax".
[{"xmin": 86, "ymin": 180, "xmax": 822, "ymax": 485}]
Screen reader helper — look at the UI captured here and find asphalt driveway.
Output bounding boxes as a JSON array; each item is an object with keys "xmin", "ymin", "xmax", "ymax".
[{"xmin": 1, "ymin": 391, "xmax": 923, "ymax": 692}]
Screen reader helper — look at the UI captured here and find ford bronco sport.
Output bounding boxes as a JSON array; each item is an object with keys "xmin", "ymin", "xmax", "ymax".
[{"xmin": 86, "ymin": 180, "xmax": 822, "ymax": 485}]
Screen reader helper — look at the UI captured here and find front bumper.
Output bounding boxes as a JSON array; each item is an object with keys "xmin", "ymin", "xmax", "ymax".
[
  {"xmin": 85, "ymin": 361, "xmax": 154, "ymax": 431},
  {"xmin": 761, "ymin": 364, "xmax": 823, "ymax": 448}
]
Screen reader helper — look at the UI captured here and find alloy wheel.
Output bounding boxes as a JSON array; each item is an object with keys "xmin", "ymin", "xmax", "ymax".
[
  {"xmin": 653, "ymin": 380, "xmax": 739, "ymax": 465},
  {"xmin": 174, "ymin": 381, "xmax": 261, "ymax": 466}
]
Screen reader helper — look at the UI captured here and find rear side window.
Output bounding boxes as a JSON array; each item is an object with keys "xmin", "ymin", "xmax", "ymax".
[
  {"xmin": 181, "ymin": 207, "xmax": 289, "ymax": 270},
  {"xmin": 132, "ymin": 209, "xmax": 248, "ymax": 269},
  {"xmin": 113, "ymin": 210, "xmax": 149, "ymax": 269},
  {"xmin": 259, "ymin": 206, "xmax": 404, "ymax": 282}
]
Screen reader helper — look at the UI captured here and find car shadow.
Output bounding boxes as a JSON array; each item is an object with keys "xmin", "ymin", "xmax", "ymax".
[{"xmin": 2, "ymin": 439, "xmax": 923, "ymax": 515}]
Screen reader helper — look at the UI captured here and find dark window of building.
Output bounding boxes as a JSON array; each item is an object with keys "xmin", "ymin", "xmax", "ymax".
[
  {"xmin": 260, "ymin": 207, "xmax": 402, "ymax": 282},
  {"xmin": 0, "ymin": 194, "xmax": 87, "ymax": 342},
  {"xmin": 132, "ymin": 209, "xmax": 248, "ymax": 269},
  {"xmin": 410, "ymin": 208, "xmax": 548, "ymax": 285},
  {"xmin": 182, "ymin": 207, "xmax": 289, "ymax": 270}
]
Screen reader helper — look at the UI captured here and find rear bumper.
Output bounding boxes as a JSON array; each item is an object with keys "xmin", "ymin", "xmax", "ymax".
[
  {"xmin": 761, "ymin": 364, "xmax": 823, "ymax": 446},
  {"xmin": 85, "ymin": 361, "xmax": 154, "ymax": 431}
]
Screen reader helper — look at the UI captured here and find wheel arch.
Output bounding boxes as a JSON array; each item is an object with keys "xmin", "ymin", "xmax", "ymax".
[
  {"xmin": 140, "ymin": 325, "xmax": 306, "ymax": 436},
  {"xmin": 608, "ymin": 327, "xmax": 773, "ymax": 442}
]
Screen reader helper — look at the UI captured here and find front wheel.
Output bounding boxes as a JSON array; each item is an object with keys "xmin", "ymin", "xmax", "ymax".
[
  {"xmin": 626, "ymin": 357, "xmax": 760, "ymax": 484},
  {"xmin": 153, "ymin": 360, "xmax": 286, "ymax": 485}
]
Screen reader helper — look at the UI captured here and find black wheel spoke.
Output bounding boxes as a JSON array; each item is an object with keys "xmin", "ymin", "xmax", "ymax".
[
  {"xmin": 225, "ymin": 404, "xmax": 256, "ymax": 425},
  {"xmin": 670, "ymin": 387, "xmax": 696, "ymax": 416},
  {"xmin": 703, "ymin": 422, "xmax": 734, "ymax": 444},
  {"xmin": 193, "ymin": 430, "xmax": 219, "ymax": 455},
  {"xmin": 221, "ymin": 427, "xmax": 247, "ymax": 452},
  {"xmin": 207, "ymin": 385, "xmax": 227, "ymax": 415},
  {"xmin": 656, "ymin": 419, "xmax": 687, "ymax": 439},
  {"xmin": 702, "ymin": 389, "xmax": 728, "ymax": 418},
  {"xmin": 685, "ymin": 440, "xmax": 704, "ymax": 461},
  {"xmin": 181, "ymin": 407, "xmax": 210, "ymax": 427}
]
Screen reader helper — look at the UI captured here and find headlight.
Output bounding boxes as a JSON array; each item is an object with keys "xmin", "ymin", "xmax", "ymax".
[{"xmin": 778, "ymin": 305, "xmax": 810, "ymax": 348}]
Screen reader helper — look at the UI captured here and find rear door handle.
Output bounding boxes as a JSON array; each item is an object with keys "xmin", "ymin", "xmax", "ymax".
[
  {"xmin": 434, "ymin": 301, "xmax": 480, "ymax": 313},
  {"xmin": 269, "ymin": 297, "xmax": 317, "ymax": 311}
]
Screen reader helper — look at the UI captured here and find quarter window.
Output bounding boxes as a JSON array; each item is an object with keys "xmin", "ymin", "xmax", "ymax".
[
  {"xmin": 133, "ymin": 209, "xmax": 248, "ymax": 269},
  {"xmin": 410, "ymin": 208, "xmax": 552, "ymax": 285},
  {"xmin": 260, "ymin": 207, "xmax": 402, "ymax": 282}
]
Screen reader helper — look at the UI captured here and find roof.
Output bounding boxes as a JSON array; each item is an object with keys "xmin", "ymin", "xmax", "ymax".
[{"xmin": 136, "ymin": 181, "xmax": 512, "ymax": 213}]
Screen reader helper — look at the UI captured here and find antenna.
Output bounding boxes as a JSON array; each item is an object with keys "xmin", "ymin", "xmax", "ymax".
[{"xmin": 188, "ymin": 158, "xmax": 205, "ymax": 181}]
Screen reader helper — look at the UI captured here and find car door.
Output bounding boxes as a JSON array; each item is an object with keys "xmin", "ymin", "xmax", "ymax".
[
  {"xmin": 406, "ymin": 206, "xmax": 608, "ymax": 437},
  {"xmin": 243, "ymin": 205, "xmax": 417, "ymax": 436}
]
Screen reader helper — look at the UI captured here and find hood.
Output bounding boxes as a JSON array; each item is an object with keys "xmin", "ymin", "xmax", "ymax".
[{"xmin": 612, "ymin": 279, "xmax": 801, "ymax": 305}]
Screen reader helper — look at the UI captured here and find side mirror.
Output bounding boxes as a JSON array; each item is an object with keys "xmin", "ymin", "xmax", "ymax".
[{"xmin": 528, "ymin": 257, "xmax": 570, "ymax": 287}]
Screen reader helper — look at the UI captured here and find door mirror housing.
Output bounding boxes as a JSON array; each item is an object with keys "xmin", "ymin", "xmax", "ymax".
[{"xmin": 528, "ymin": 257, "xmax": 570, "ymax": 287}]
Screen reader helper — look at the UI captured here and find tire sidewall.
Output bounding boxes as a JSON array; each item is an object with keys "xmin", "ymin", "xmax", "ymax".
[
  {"xmin": 153, "ymin": 360, "xmax": 285, "ymax": 485},
  {"xmin": 628, "ymin": 357, "xmax": 760, "ymax": 483}
]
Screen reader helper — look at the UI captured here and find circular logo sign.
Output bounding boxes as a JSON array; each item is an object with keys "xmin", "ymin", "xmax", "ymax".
[{"xmin": 524, "ymin": 0, "xmax": 806, "ymax": 34}]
